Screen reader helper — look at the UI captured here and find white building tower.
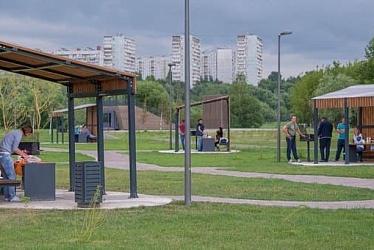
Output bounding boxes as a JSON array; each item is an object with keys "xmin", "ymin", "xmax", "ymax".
[
  {"xmin": 235, "ymin": 34, "xmax": 263, "ymax": 85},
  {"xmin": 172, "ymin": 35, "xmax": 201, "ymax": 87},
  {"xmin": 50, "ymin": 46, "xmax": 103, "ymax": 66},
  {"xmin": 103, "ymin": 34, "xmax": 136, "ymax": 73}
]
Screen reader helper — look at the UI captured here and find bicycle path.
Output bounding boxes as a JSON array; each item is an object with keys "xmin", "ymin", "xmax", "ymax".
[{"xmin": 45, "ymin": 148, "xmax": 374, "ymax": 209}]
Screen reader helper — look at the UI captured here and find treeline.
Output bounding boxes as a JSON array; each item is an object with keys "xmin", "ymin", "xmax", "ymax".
[{"xmin": 1, "ymin": 37, "xmax": 373, "ymax": 130}]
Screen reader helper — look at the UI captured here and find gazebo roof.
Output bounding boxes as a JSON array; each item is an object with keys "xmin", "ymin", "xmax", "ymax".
[
  {"xmin": 51, "ymin": 103, "xmax": 96, "ymax": 117},
  {"xmin": 312, "ymin": 84, "xmax": 374, "ymax": 109},
  {"xmin": 0, "ymin": 40, "xmax": 136, "ymax": 97}
]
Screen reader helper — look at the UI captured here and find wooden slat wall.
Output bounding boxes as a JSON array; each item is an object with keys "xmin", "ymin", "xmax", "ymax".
[
  {"xmin": 315, "ymin": 97, "xmax": 374, "ymax": 109},
  {"xmin": 361, "ymin": 106, "xmax": 374, "ymax": 140},
  {"xmin": 202, "ymin": 95, "xmax": 228, "ymax": 130},
  {"xmin": 71, "ymin": 79, "xmax": 131, "ymax": 94},
  {"xmin": 86, "ymin": 106, "xmax": 97, "ymax": 136},
  {"xmin": 72, "ymin": 82, "xmax": 96, "ymax": 93}
]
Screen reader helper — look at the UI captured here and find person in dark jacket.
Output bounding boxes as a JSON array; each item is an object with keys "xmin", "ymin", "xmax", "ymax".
[
  {"xmin": 215, "ymin": 127, "xmax": 223, "ymax": 150},
  {"xmin": 317, "ymin": 117, "xmax": 333, "ymax": 162}
]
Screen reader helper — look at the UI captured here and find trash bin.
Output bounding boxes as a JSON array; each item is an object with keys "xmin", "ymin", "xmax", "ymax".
[
  {"xmin": 24, "ymin": 163, "xmax": 56, "ymax": 201},
  {"xmin": 75, "ymin": 161, "xmax": 103, "ymax": 208}
]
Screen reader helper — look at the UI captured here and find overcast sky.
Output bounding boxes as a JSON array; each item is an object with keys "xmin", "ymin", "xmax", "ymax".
[{"xmin": 1, "ymin": 0, "xmax": 373, "ymax": 78}]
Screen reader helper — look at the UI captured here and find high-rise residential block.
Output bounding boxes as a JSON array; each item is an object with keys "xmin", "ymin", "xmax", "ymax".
[
  {"xmin": 103, "ymin": 34, "xmax": 136, "ymax": 73},
  {"xmin": 172, "ymin": 35, "xmax": 201, "ymax": 87},
  {"xmin": 50, "ymin": 46, "xmax": 103, "ymax": 66},
  {"xmin": 136, "ymin": 56, "xmax": 172, "ymax": 80},
  {"xmin": 216, "ymin": 48, "xmax": 234, "ymax": 83},
  {"xmin": 236, "ymin": 34, "xmax": 263, "ymax": 85}
]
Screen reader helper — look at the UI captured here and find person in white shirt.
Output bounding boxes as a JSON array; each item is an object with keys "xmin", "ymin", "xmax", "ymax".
[{"xmin": 352, "ymin": 127, "xmax": 365, "ymax": 162}]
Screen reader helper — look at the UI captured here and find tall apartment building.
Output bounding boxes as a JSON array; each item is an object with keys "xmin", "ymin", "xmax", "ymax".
[
  {"xmin": 103, "ymin": 34, "xmax": 136, "ymax": 73},
  {"xmin": 201, "ymin": 48, "xmax": 234, "ymax": 83},
  {"xmin": 136, "ymin": 56, "xmax": 172, "ymax": 80},
  {"xmin": 236, "ymin": 34, "xmax": 263, "ymax": 85},
  {"xmin": 50, "ymin": 46, "xmax": 103, "ymax": 66},
  {"xmin": 201, "ymin": 50, "xmax": 217, "ymax": 81},
  {"xmin": 172, "ymin": 35, "xmax": 201, "ymax": 87},
  {"xmin": 216, "ymin": 48, "xmax": 234, "ymax": 83}
]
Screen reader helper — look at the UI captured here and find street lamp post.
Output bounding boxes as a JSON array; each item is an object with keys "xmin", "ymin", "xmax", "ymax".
[
  {"xmin": 168, "ymin": 63, "xmax": 176, "ymax": 150},
  {"xmin": 277, "ymin": 31, "xmax": 292, "ymax": 162}
]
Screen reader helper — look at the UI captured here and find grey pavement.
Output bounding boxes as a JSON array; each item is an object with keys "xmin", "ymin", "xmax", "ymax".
[{"xmin": 2, "ymin": 148, "xmax": 373, "ymax": 210}]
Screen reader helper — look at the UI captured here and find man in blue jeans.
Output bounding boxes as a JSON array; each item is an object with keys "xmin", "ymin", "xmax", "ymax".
[
  {"xmin": 335, "ymin": 117, "xmax": 349, "ymax": 161},
  {"xmin": 282, "ymin": 115, "xmax": 307, "ymax": 163},
  {"xmin": 196, "ymin": 119, "xmax": 205, "ymax": 151},
  {"xmin": 0, "ymin": 124, "xmax": 33, "ymax": 202}
]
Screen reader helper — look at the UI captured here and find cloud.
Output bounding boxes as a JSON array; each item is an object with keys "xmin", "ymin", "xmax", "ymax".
[{"xmin": 1, "ymin": 0, "xmax": 373, "ymax": 78}]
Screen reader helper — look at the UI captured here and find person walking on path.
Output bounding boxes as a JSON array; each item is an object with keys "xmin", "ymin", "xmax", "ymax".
[
  {"xmin": 196, "ymin": 119, "xmax": 205, "ymax": 151},
  {"xmin": 335, "ymin": 117, "xmax": 349, "ymax": 161},
  {"xmin": 0, "ymin": 124, "xmax": 33, "ymax": 202},
  {"xmin": 317, "ymin": 117, "xmax": 333, "ymax": 162},
  {"xmin": 282, "ymin": 115, "xmax": 307, "ymax": 163},
  {"xmin": 179, "ymin": 120, "xmax": 186, "ymax": 150}
]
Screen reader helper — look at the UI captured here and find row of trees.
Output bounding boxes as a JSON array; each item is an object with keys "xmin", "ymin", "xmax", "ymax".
[{"xmin": 0, "ymin": 37, "xmax": 373, "ymax": 130}]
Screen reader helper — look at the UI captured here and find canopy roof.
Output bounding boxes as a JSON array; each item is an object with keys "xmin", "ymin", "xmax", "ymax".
[
  {"xmin": 0, "ymin": 40, "xmax": 136, "ymax": 97},
  {"xmin": 312, "ymin": 84, "xmax": 374, "ymax": 109},
  {"xmin": 52, "ymin": 103, "xmax": 96, "ymax": 117}
]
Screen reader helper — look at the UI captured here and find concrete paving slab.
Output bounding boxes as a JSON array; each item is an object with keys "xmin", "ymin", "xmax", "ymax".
[{"xmin": 0, "ymin": 190, "xmax": 172, "ymax": 210}]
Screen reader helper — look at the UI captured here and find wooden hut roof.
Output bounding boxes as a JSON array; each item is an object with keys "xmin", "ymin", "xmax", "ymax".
[
  {"xmin": 312, "ymin": 84, "xmax": 374, "ymax": 109},
  {"xmin": 0, "ymin": 40, "xmax": 136, "ymax": 97}
]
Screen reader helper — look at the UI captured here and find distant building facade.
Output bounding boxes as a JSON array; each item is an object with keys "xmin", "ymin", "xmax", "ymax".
[
  {"xmin": 216, "ymin": 48, "xmax": 234, "ymax": 83},
  {"xmin": 235, "ymin": 34, "xmax": 263, "ymax": 85},
  {"xmin": 172, "ymin": 35, "xmax": 201, "ymax": 87},
  {"xmin": 201, "ymin": 50, "xmax": 217, "ymax": 81},
  {"xmin": 201, "ymin": 48, "xmax": 234, "ymax": 83},
  {"xmin": 50, "ymin": 33, "xmax": 265, "ymax": 86},
  {"xmin": 103, "ymin": 34, "xmax": 136, "ymax": 73},
  {"xmin": 50, "ymin": 46, "xmax": 103, "ymax": 66},
  {"xmin": 136, "ymin": 56, "xmax": 172, "ymax": 80}
]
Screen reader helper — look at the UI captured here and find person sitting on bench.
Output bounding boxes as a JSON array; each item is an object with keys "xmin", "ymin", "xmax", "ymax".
[
  {"xmin": 215, "ymin": 127, "xmax": 223, "ymax": 151},
  {"xmin": 81, "ymin": 125, "xmax": 96, "ymax": 141},
  {"xmin": 353, "ymin": 127, "xmax": 365, "ymax": 162}
]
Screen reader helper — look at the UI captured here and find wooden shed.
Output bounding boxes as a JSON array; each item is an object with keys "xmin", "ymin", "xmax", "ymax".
[{"xmin": 312, "ymin": 84, "xmax": 374, "ymax": 164}]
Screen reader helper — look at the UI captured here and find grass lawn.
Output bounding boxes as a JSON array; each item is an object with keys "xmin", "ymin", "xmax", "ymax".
[
  {"xmin": 0, "ymin": 129, "xmax": 373, "ymax": 249},
  {"xmin": 2, "ymin": 203, "xmax": 374, "ymax": 249}
]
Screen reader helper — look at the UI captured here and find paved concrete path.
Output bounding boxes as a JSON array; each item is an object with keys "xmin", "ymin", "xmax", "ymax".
[{"xmin": 44, "ymin": 148, "xmax": 374, "ymax": 209}]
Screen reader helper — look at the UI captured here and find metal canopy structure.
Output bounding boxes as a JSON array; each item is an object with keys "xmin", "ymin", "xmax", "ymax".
[
  {"xmin": 0, "ymin": 40, "xmax": 139, "ymax": 198},
  {"xmin": 311, "ymin": 84, "xmax": 374, "ymax": 164}
]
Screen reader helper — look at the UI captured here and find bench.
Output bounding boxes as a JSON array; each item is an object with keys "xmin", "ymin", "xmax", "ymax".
[
  {"xmin": 362, "ymin": 150, "xmax": 374, "ymax": 161},
  {"xmin": 0, "ymin": 179, "xmax": 22, "ymax": 197},
  {"xmin": 0, "ymin": 179, "xmax": 22, "ymax": 188}
]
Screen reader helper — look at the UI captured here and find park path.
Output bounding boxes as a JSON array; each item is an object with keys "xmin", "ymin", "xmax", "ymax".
[{"xmin": 44, "ymin": 148, "xmax": 374, "ymax": 209}]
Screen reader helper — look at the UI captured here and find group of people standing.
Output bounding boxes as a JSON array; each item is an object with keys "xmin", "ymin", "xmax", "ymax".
[
  {"xmin": 283, "ymin": 114, "xmax": 364, "ymax": 163},
  {"xmin": 178, "ymin": 119, "xmax": 223, "ymax": 151}
]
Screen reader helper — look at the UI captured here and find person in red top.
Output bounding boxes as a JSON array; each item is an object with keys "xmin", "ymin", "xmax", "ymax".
[{"xmin": 179, "ymin": 120, "xmax": 186, "ymax": 150}]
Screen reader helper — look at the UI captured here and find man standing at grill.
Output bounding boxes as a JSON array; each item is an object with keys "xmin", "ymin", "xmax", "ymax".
[
  {"xmin": 317, "ymin": 117, "xmax": 333, "ymax": 162},
  {"xmin": 282, "ymin": 115, "xmax": 307, "ymax": 163}
]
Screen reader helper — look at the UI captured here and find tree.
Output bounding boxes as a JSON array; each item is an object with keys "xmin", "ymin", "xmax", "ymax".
[
  {"xmin": 0, "ymin": 72, "xmax": 67, "ymax": 130},
  {"xmin": 313, "ymin": 73, "xmax": 357, "ymax": 122},
  {"xmin": 290, "ymin": 70, "xmax": 323, "ymax": 124},
  {"xmin": 135, "ymin": 80, "xmax": 170, "ymax": 122},
  {"xmin": 27, "ymin": 78, "xmax": 65, "ymax": 129},
  {"xmin": 365, "ymin": 37, "xmax": 374, "ymax": 59},
  {"xmin": 229, "ymin": 76, "xmax": 264, "ymax": 128}
]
